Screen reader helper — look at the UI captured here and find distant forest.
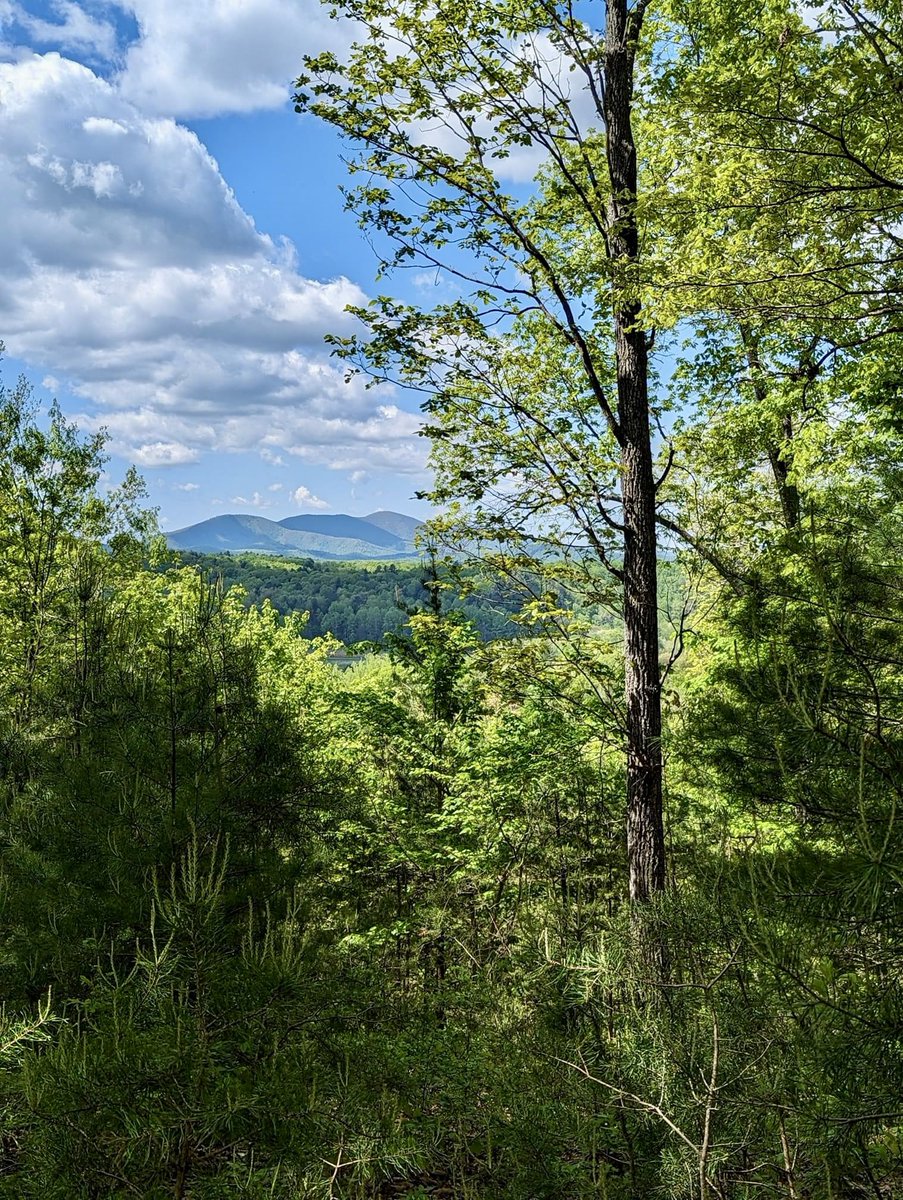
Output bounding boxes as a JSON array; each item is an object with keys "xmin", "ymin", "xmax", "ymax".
[{"xmin": 177, "ymin": 551, "xmax": 526, "ymax": 642}]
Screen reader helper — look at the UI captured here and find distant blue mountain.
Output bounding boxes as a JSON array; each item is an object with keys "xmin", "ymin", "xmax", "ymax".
[
  {"xmin": 278, "ymin": 513, "xmax": 405, "ymax": 549},
  {"xmin": 365, "ymin": 511, "xmax": 423, "ymax": 541},
  {"xmin": 167, "ymin": 510, "xmax": 423, "ymax": 560}
]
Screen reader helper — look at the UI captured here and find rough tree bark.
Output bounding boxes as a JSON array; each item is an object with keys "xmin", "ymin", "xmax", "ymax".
[{"xmin": 603, "ymin": 0, "xmax": 666, "ymax": 903}]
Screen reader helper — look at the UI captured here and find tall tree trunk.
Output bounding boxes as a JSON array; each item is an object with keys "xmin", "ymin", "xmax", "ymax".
[{"xmin": 604, "ymin": 0, "xmax": 666, "ymax": 903}]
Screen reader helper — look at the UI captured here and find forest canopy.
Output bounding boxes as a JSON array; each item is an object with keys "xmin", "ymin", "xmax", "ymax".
[
  {"xmin": 175, "ymin": 552, "xmax": 530, "ymax": 643},
  {"xmin": 1, "ymin": 0, "xmax": 903, "ymax": 1197}
]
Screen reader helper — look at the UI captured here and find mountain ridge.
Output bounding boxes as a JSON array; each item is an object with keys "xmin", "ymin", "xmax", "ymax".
[
  {"xmin": 167, "ymin": 510, "xmax": 424, "ymax": 559},
  {"xmin": 278, "ymin": 513, "xmax": 405, "ymax": 549}
]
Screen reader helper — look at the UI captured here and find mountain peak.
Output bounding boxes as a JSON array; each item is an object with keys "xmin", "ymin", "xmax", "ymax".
[{"xmin": 363, "ymin": 511, "xmax": 424, "ymax": 540}]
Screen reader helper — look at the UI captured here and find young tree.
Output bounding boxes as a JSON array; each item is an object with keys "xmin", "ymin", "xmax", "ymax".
[{"xmin": 0, "ymin": 355, "xmax": 157, "ymax": 736}]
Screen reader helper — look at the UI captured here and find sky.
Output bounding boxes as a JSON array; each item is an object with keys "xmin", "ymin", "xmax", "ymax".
[{"xmin": 0, "ymin": 0, "xmax": 437, "ymax": 530}]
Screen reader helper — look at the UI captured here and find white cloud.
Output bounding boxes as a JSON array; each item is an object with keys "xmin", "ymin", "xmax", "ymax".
[
  {"xmin": 15, "ymin": 2, "xmax": 117, "ymax": 60},
  {"xmin": 290, "ymin": 484, "xmax": 328, "ymax": 510},
  {"xmin": 1, "ymin": 54, "xmax": 262, "ymax": 270},
  {"xmin": 131, "ymin": 439, "xmax": 198, "ymax": 467},
  {"xmin": 0, "ymin": 2, "xmax": 596, "ymax": 188},
  {"xmin": 231, "ymin": 490, "xmax": 272, "ymax": 508},
  {"xmin": 174, "ymin": 480, "xmax": 199, "ymax": 491},
  {"xmin": 0, "ymin": 50, "xmax": 427, "ymax": 478},
  {"xmin": 114, "ymin": 0, "xmax": 354, "ymax": 118}
]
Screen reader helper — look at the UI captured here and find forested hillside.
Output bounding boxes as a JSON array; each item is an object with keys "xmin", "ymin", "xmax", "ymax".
[
  {"xmin": 2, "ymin": 1, "xmax": 903, "ymax": 1198},
  {"xmin": 174, "ymin": 553, "xmax": 683, "ymax": 645},
  {"xmin": 176, "ymin": 552, "xmax": 527, "ymax": 642}
]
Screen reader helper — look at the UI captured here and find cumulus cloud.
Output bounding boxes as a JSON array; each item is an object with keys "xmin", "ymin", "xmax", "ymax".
[
  {"xmin": 2, "ymin": 53, "xmax": 266, "ymax": 271},
  {"xmin": 114, "ymin": 0, "xmax": 353, "ymax": 118},
  {"xmin": 0, "ymin": 50, "xmax": 426, "ymax": 476},
  {"xmin": 290, "ymin": 485, "xmax": 328, "ymax": 510}
]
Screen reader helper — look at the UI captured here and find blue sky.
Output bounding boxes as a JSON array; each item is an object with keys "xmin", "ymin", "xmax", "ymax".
[{"xmin": 0, "ymin": 0, "xmax": 437, "ymax": 529}]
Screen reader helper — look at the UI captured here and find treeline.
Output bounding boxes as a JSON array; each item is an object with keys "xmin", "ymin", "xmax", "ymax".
[{"xmin": 176, "ymin": 552, "xmax": 526, "ymax": 643}]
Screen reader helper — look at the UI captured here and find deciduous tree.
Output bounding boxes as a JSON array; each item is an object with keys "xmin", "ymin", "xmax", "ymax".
[{"xmin": 297, "ymin": 0, "xmax": 668, "ymax": 905}]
